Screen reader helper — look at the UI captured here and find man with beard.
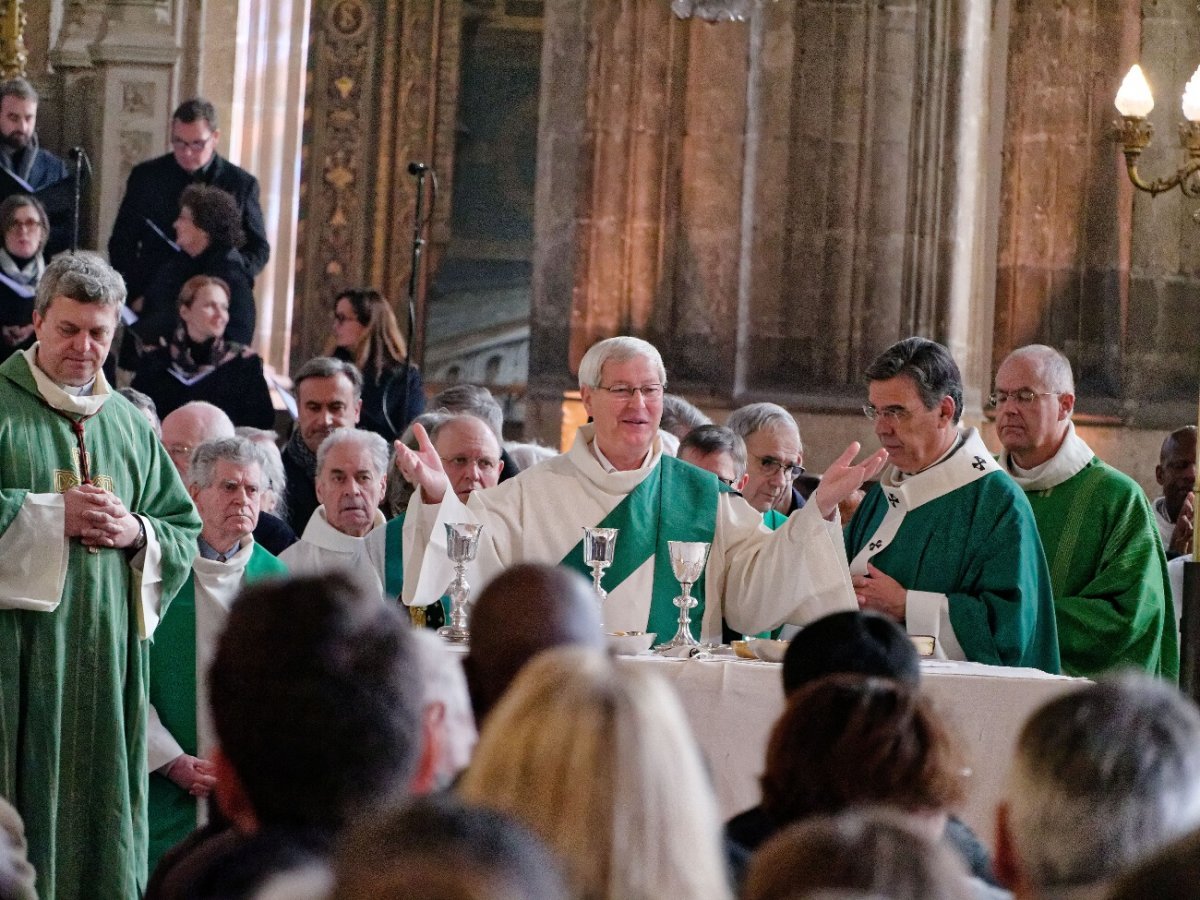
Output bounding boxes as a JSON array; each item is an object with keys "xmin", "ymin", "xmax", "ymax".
[
  {"xmin": 0, "ymin": 79, "xmax": 70, "ymax": 255},
  {"xmin": 280, "ymin": 428, "xmax": 387, "ymax": 601}
]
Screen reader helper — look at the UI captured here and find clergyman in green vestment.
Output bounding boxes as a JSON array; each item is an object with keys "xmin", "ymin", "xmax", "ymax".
[
  {"xmin": 0, "ymin": 254, "xmax": 200, "ymax": 900},
  {"xmin": 847, "ymin": 338, "xmax": 1060, "ymax": 672},
  {"xmin": 994, "ymin": 346, "xmax": 1177, "ymax": 679},
  {"xmin": 147, "ymin": 436, "xmax": 287, "ymax": 875},
  {"xmin": 395, "ymin": 337, "xmax": 887, "ymax": 643}
]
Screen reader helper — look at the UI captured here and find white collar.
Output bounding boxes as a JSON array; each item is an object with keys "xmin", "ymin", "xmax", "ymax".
[
  {"xmin": 586, "ymin": 426, "xmax": 655, "ymax": 473},
  {"xmin": 1001, "ymin": 421, "xmax": 1094, "ymax": 492},
  {"xmin": 878, "ymin": 428, "xmax": 1001, "ymax": 509},
  {"xmin": 21, "ymin": 344, "xmax": 110, "ymax": 417},
  {"xmin": 301, "ymin": 506, "xmax": 386, "ymax": 552}
]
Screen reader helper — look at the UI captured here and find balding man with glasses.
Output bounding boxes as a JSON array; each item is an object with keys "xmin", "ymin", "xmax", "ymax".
[
  {"xmin": 396, "ymin": 336, "xmax": 886, "ymax": 644},
  {"xmin": 845, "ymin": 337, "xmax": 1060, "ymax": 671},
  {"xmin": 993, "ymin": 344, "xmax": 1176, "ymax": 679}
]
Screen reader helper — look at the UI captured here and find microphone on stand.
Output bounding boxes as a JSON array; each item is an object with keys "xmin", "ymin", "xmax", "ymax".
[
  {"xmin": 407, "ymin": 162, "xmax": 429, "ymax": 176},
  {"xmin": 395, "ymin": 162, "xmax": 433, "ymax": 436}
]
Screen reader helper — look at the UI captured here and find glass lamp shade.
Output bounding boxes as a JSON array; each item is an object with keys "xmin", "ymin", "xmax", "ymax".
[{"xmin": 1115, "ymin": 64, "xmax": 1154, "ymax": 118}]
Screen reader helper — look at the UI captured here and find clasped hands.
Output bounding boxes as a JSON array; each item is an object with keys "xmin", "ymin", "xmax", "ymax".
[
  {"xmin": 64, "ymin": 484, "xmax": 142, "ymax": 549},
  {"xmin": 164, "ymin": 754, "xmax": 217, "ymax": 797}
]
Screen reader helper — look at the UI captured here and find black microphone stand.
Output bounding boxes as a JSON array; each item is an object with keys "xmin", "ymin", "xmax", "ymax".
[
  {"xmin": 68, "ymin": 147, "xmax": 89, "ymax": 253},
  {"xmin": 396, "ymin": 161, "xmax": 429, "ymax": 436}
]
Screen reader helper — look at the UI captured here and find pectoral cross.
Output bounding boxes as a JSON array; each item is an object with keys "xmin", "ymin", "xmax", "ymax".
[{"xmin": 972, "ymin": 456, "xmax": 987, "ymax": 471}]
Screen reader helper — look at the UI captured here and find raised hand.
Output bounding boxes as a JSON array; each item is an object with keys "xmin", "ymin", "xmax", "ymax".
[
  {"xmin": 1170, "ymin": 491, "xmax": 1194, "ymax": 558},
  {"xmin": 812, "ymin": 442, "xmax": 889, "ymax": 520},
  {"xmin": 393, "ymin": 423, "xmax": 452, "ymax": 505}
]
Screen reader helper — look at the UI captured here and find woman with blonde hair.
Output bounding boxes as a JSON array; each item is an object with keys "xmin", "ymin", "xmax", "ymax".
[
  {"xmin": 327, "ymin": 287, "xmax": 424, "ymax": 441},
  {"xmin": 458, "ymin": 647, "xmax": 733, "ymax": 900}
]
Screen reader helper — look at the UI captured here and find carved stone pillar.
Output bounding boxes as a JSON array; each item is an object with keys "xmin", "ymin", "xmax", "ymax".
[
  {"xmin": 294, "ymin": 0, "xmax": 461, "ymax": 369},
  {"xmin": 528, "ymin": 0, "xmax": 1000, "ymax": 447}
]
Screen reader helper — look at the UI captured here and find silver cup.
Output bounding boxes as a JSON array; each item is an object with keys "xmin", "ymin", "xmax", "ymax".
[
  {"xmin": 656, "ymin": 540, "xmax": 711, "ymax": 650},
  {"xmin": 439, "ymin": 522, "xmax": 483, "ymax": 643},
  {"xmin": 582, "ymin": 526, "xmax": 619, "ymax": 623}
]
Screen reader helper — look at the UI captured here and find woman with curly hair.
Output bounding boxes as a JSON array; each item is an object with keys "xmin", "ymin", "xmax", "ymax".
[
  {"xmin": 134, "ymin": 183, "xmax": 256, "ymax": 349},
  {"xmin": 327, "ymin": 287, "xmax": 424, "ymax": 442}
]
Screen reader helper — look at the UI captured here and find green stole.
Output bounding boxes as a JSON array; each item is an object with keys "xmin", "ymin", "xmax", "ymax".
[
  {"xmin": 559, "ymin": 455, "xmax": 729, "ymax": 641},
  {"xmin": 147, "ymin": 544, "xmax": 286, "ymax": 872},
  {"xmin": 383, "ymin": 513, "xmax": 448, "ymax": 628}
]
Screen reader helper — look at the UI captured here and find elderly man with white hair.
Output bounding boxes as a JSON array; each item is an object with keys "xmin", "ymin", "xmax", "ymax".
[
  {"xmin": 280, "ymin": 427, "xmax": 388, "ymax": 600},
  {"xmin": 726, "ymin": 402, "xmax": 807, "ymax": 520},
  {"xmin": 146, "ymin": 436, "xmax": 286, "ymax": 874},
  {"xmin": 397, "ymin": 336, "xmax": 886, "ymax": 643},
  {"xmin": 995, "ymin": 674, "xmax": 1200, "ymax": 899},
  {"xmin": 994, "ymin": 344, "xmax": 1176, "ymax": 679}
]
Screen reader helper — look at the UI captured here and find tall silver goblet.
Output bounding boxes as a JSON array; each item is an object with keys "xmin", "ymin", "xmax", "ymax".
[
  {"xmin": 656, "ymin": 540, "xmax": 711, "ymax": 650},
  {"xmin": 582, "ymin": 526, "xmax": 619, "ymax": 620},
  {"xmin": 438, "ymin": 522, "xmax": 483, "ymax": 643}
]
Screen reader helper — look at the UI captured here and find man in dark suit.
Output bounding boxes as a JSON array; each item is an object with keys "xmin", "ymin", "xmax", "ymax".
[
  {"xmin": 108, "ymin": 98, "xmax": 270, "ymax": 303},
  {"xmin": 0, "ymin": 78, "xmax": 71, "ymax": 255}
]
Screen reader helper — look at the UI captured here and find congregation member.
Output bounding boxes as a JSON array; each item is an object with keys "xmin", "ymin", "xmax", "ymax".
[
  {"xmin": 147, "ymin": 437, "xmax": 286, "ymax": 874},
  {"xmin": 283, "ymin": 356, "xmax": 362, "ymax": 533},
  {"xmin": 0, "ymin": 195, "xmax": 48, "ymax": 361},
  {"xmin": 461, "ymin": 563, "xmax": 603, "ymax": 725},
  {"xmin": 235, "ymin": 426, "xmax": 289, "ymax": 522},
  {"xmin": 1155, "ymin": 425, "xmax": 1196, "ymax": 558},
  {"xmin": 280, "ymin": 427, "xmax": 388, "ymax": 600},
  {"xmin": 109, "ymin": 98, "xmax": 268, "ymax": 302},
  {"xmin": 1108, "ymin": 827, "xmax": 1200, "ymax": 900},
  {"xmin": 397, "ymin": 336, "xmax": 886, "ymax": 642},
  {"xmin": 994, "ymin": 344, "xmax": 1176, "ymax": 678},
  {"xmin": 161, "ymin": 402, "xmax": 296, "ymax": 555},
  {"xmin": 0, "ymin": 253, "xmax": 200, "ymax": 900},
  {"xmin": 132, "ymin": 274, "xmax": 274, "ymax": 426},
  {"xmin": 726, "ymin": 675, "xmax": 970, "ymax": 887},
  {"xmin": 743, "ymin": 809, "xmax": 975, "ymax": 900},
  {"xmin": 677, "ymin": 424, "xmax": 751, "ymax": 493},
  {"xmin": 145, "ymin": 574, "xmax": 436, "ymax": 899},
  {"xmin": 369, "ymin": 412, "xmax": 503, "ymax": 621},
  {"xmin": 330, "ymin": 797, "xmax": 568, "ymax": 900},
  {"xmin": 328, "ymin": 287, "xmax": 424, "ymax": 442},
  {"xmin": 846, "ymin": 337, "xmax": 1059, "ymax": 670},
  {"xmin": 432, "ymin": 382, "xmax": 521, "ymax": 482},
  {"xmin": 0, "ymin": 80, "xmax": 68, "ymax": 255},
  {"xmin": 132, "ymin": 185, "xmax": 256, "ymax": 350},
  {"xmin": 459, "ymin": 647, "xmax": 734, "ymax": 900},
  {"xmin": 407, "ymin": 630, "xmax": 478, "ymax": 788},
  {"xmin": 995, "ymin": 673, "xmax": 1200, "ymax": 899},
  {"xmin": 660, "ymin": 392, "xmax": 711, "ymax": 439},
  {"xmin": 727, "ymin": 401, "xmax": 807, "ymax": 516}
]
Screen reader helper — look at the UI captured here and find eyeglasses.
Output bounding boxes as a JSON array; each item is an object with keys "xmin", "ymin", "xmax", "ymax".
[
  {"xmin": 751, "ymin": 454, "xmax": 805, "ymax": 479},
  {"xmin": 170, "ymin": 135, "xmax": 214, "ymax": 153},
  {"xmin": 166, "ymin": 443, "xmax": 195, "ymax": 458},
  {"xmin": 441, "ymin": 455, "xmax": 499, "ymax": 472},
  {"xmin": 595, "ymin": 383, "xmax": 664, "ymax": 401},
  {"xmin": 988, "ymin": 389, "xmax": 1058, "ymax": 407},
  {"xmin": 333, "ymin": 313, "xmax": 356, "ymax": 325},
  {"xmin": 7, "ymin": 218, "xmax": 43, "ymax": 232},
  {"xmin": 862, "ymin": 404, "xmax": 915, "ymax": 423}
]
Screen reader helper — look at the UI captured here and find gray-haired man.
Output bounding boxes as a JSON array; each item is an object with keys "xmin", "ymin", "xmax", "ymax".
[{"xmin": 0, "ymin": 252, "xmax": 200, "ymax": 900}]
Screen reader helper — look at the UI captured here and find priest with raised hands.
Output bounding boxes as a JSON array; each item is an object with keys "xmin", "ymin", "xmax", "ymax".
[
  {"xmin": 994, "ymin": 344, "xmax": 1176, "ymax": 679},
  {"xmin": 394, "ymin": 336, "xmax": 887, "ymax": 643}
]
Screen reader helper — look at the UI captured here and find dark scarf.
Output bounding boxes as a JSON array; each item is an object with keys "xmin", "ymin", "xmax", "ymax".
[
  {"xmin": 284, "ymin": 426, "xmax": 318, "ymax": 481},
  {"xmin": 0, "ymin": 133, "xmax": 40, "ymax": 182},
  {"xmin": 165, "ymin": 319, "xmax": 245, "ymax": 382}
]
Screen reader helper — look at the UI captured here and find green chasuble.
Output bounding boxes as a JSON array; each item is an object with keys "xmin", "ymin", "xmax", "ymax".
[
  {"xmin": 845, "ymin": 453, "xmax": 1060, "ymax": 672},
  {"xmin": 0, "ymin": 352, "xmax": 200, "ymax": 900},
  {"xmin": 147, "ymin": 543, "xmax": 287, "ymax": 873},
  {"xmin": 1022, "ymin": 457, "xmax": 1178, "ymax": 679},
  {"xmin": 559, "ymin": 455, "xmax": 729, "ymax": 641},
  {"xmin": 382, "ymin": 512, "xmax": 446, "ymax": 628}
]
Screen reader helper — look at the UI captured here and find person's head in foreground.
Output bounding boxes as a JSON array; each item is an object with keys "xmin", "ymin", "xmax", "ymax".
[
  {"xmin": 782, "ymin": 610, "xmax": 921, "ymax": 695},
  {"xmin": 463, "ymin": 563, "xmax": 603, "ymax": 725},
  {"xmin": 760, "ymin": 675, "xmax": 965, "ymax": 837},
  {"xmin": 330, "ymin": 795, "xmax": 569, "ymax": 900},
  {"xmin": 1107, "ymin": 824, "xmax": 1200, "ymax": 900},
  {"xmin": 995, "ymin": 673, "xmax": 1200, "ymax": 899},
  {"xmin": 208, "ymin": 574, "xmax": 435, "ymax": 837},
  {"xmin": 458, "ymin": 646, "xmax": 733, "ymax": 900},
  {"xmin": 407, "ymin": 629, "xmax": 477, "ymax": 788},
  {"xmin": 742, "ymin": 808, "xmax": 971, "ymax": 900}
]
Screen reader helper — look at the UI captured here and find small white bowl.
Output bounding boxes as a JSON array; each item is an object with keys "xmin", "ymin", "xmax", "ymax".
[
  {"xmin": 751, "ymin": 638, "xmax": 790, "ymax": 663},
  {"xmin": 607, "ymin": 631, "xmax": 657, "ymax": 655}
]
